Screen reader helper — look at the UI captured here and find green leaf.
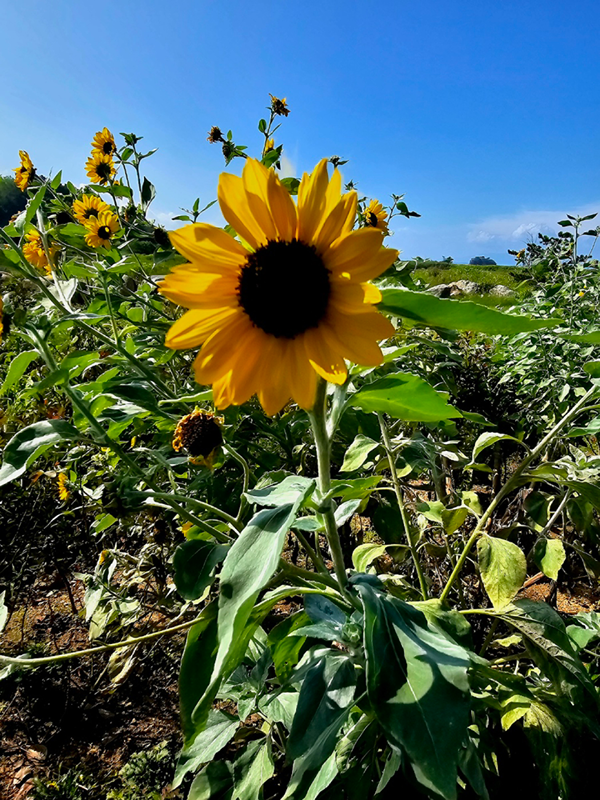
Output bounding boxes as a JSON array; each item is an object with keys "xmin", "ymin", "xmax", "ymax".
[
  {"xmin": 24, "ymin": 184, "xmax": 47, "ymax": 226},
  {"xmin": 283, "ymin": 649, "xmax": 357, "ymax": 799},
  {"xmin": 340, "ymin": 434, "xmax": 379, "ymax": 472},
  {"xmin": 141, "ymin": 177, "xmax": 156, "ymax": 208},
  {"xmin": 566, "ymin": 611, "xmax": 600, "ymax": 652},
  {"xmin": 379, "ymin": 289, "xmax": 560, "ymax": 334},
  {"xmin": 352, "ymin": 543, "xmax": 407, "ymax": 572},
  {"xmin": 55, "ymin": 223, "xmax": 89, "ymax": 237},
  {"xmin": 281, "ymin": 177, "xmax": 300, "ymax": 195},
  {"xmin": 472, "ymin": 431, "xmax": 527, "ymax": 461},
  {"xmin": 179, "ymin": 603, "xmax": 220, "ymax": 744},
  {"xmin": 244, "ymin": 475, "xmax": 315, "ymax": 507},
  {"xmin": 0, "ymin": 350, "xmax": 39, "ymax": 396},
  {"xmin": 560, "ymin": 331, "xmax": 600, "ymax": 344},
  {"xmin": 233, "ymin": 738, "xmax": 275, "ymax": 800},
  {"xmin": 268, "ymin": 611, "xmax": 311, "ymax": 682},
  {"xmin": 327, "ymin": 476, "xmax": 381, "ymax": 501},
  {"xmin": 477, "ymin": 534, "xmax": 526, "ymax": 609},
  {"xmin": 357, "ymin": 584, "xmax": 470, "ymax": 800},
  {"xmin": 188, "ymin": 760, "xmax": 234, "ymax": 800},
  {"xmin": 532, "ymin": 538, "xmax": 566, "ymax": 581},
  {"xmin": 174, "ymin": 709, "xmax": 238, "ymax": 788},
  {"xmin": 193, "ymin": 498, "xmax": 308, "ymax": 732},
  {"xmin": 499, "ymin": 599, "xmax": 597, "ymax": 702},
  {"xmin": 351, "ymin": 373, "xmax": 462, "ymax": 422},
  {"xmin": 93, "ymin": 183, "xmax": 132, "ymax": 198},
  {"xmin": 173, "ymin": 540, "xmax": 229, "ymax": 601},
  {"xmin": 0, "ymin": 420, "xmax": 80, "ymax": 487}
]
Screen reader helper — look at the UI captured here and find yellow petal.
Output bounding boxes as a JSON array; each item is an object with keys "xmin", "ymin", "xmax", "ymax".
[
  {"xmin": 303, "ymin": 328, "xmax": 347, "ymax": 385},
  {"xmin": 324, "ymin": 168, "xmax": 342, "ymax": 215},
  {"xmin": 193, "ymin": 312, "xmax": 254, "ymax": 383},
  {"xmin": 169, "ymin": 223, "xmax": 247, "ymax": 270},
  {"xmin": 329, "ymin": 280, "xmax": 382, "ymax": 315},
  {"xmin": 165, "ymin": 307, "xmax": 238, "ymax": 349},
  {"xmin": 218, "ymin": 172, "xmax": 268, "ymax": 250},
  {"xmin": 242, "ymin": 159, "xmax": 278, "ymax": 241},
  {"xmin": 315, "ymin": 193, "xmax": 358, "ymax": 252},
  {"xmin": 326, "ymin": 229, "xmax": 398, "ymax": 281},
  {"xmin": 267, "ymin": 169, "xmax": 297, "ymax": 241},
  {"xmin": 256, "ymin": 339, "xmax": 292, "ymax": 415},
  {"xmin": 297, "ymin": 159, "xmax": 329, "ymax": 243},
  {"xmin": 159, "ymin": 272, "xmax": 239, "ymax": 309},
  {"xmin": 322, "ymin": 309, "xmax": 395, "ymax": 366}
]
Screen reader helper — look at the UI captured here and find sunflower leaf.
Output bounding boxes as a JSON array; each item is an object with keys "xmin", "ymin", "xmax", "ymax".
[{"xmin": 351, "ymin": 373, "xmax": 461, "ymax": 422}]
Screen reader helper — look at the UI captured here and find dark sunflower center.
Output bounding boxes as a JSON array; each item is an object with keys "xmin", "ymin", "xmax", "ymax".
[
  {"xmin": 237, "ymin": 239, "xmax": 331, "ymax": 339},
  {"xmin": 98, "ymin": 225, "xmax": 112, "ymax": 239},
  {"xmin": 85, "ymin": 208, "xmax": 98, "ymax": 219},
  {"xmin": 96, "ymin": 162, "xmax": 111, "ymax": 179},
  {"xmin": 367, "ymin": 211, "xmax": 378, "ymax": 227},
  {"xmin": 102, "ymin": 141, "xmax": 114, "ymax": 154}
]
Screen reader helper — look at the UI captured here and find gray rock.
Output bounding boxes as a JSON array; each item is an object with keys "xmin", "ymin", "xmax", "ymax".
[
  {"xmin": 489, "ymin": 285, "xmax": 515, "ymax": 297},
  {"xmin": 427, "ymin": 280, "xmax": 481, "ymax": 298},
  {"xmin": 453, "ymin": 280, "xmax": 482, "ymax": 295},
  {"xmin": 427, "ymin": 283, "xmax": 452, "ymax": 297}
]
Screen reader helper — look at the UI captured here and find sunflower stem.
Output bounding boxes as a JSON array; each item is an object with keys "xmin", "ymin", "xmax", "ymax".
[
  {"xmin": 308, "ymin": 379, "xmax": 352, "ymax": 601},
  {"xmin": 377, "ymin": 413, "xmax": 428, "ymax": 599}
]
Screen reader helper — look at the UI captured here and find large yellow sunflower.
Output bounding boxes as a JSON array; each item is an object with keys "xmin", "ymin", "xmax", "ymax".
[
  {"xmin": 363, "ymin": 199, "xmax": 389, "ymax": 234},
  {"xmin": 85, "ymin": 153, "xmax": 116, "ymax": 185},
  {"xmin": 22, "ymin": 229, "xmax": 59, "ymax": 274},
  {"xmin": 160, "ymin": 158, "xmax": 398, "ymax": 415},
  {"xmin": 73, "ymin": 194, "xmax": 110, "ymax": 225},
  {"xmin": 91, "ymin": 127, "xmax": 117, "ymax": 157},
  {"xmin": 84, "ymin": 210, "xmax": 120, "ymax": 248},
  {"xmin": 13, "ymin": 150, "xmax": 34, "ymax": 192}
]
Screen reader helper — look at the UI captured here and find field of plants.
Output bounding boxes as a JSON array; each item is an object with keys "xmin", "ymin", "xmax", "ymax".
[{"xmin": 3, "ymin": 96, "xmax": 600, "ymax": 799}]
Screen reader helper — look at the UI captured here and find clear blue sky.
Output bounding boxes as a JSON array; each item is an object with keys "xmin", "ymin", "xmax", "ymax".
[{"xmin": 2, "ymin": 0, "xmax": 600, "ymax": 264}]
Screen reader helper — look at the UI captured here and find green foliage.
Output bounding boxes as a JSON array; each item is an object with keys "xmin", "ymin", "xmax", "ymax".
[{"xmin": 0, "ymin": 175, "xmax": 26, "ymax": 227}]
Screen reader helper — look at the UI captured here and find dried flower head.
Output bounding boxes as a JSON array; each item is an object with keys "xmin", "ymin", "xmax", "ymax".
[
  {"xmin": 269, "ymin": 94, "xmax": 290, "ymax": 117},
  {"xmin": 207, "ymin": 126, "xmax": 224, "ymax": 144},
  {"xmin": 172, "ymin": 409, "xmax": 223, "ymax": 465}
]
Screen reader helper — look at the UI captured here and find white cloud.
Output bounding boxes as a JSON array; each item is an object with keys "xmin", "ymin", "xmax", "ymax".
[
  {"xmin": 466, "ymin": 202, "xmax": 600, "ymax": 246},
  {"xmin": 278, "ymin": 154, "xmax": 296, "ymax": 179}
]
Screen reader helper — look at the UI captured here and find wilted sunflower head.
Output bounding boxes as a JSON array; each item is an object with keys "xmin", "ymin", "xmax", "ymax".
[
  {"xmin": 91, "ymin": 127, "xmax": 117, "ymax": 157},
  {"xmin": 172, "ymin": 409, "xmax": 223, "ymax": 465},
  {"xmin": 269, "ymin": 94, "xmax": 290, "ymax": 117},
  {"xmin": 363, "ymin": 199, "xmax": 389, "ymax": 234},
  {"xmin": 72, "ymin": 194, "xmax": 110, "ymax": 225},
  {"xmin": 207, "ymin": 126, "xmax": 224, "ymax": 144},
  {"xmin": 84, "ymin": 210, "xmax": 120, "ymax": 248},
  {"xmin": 85, "ymin": 153, "xmax": 116, "ymax": 185},
  {"xmin": 159, "ymin": 157, "xmax": 398, "ymax": 415},
  {"xmin": 14, "ymin": 150, "xmax": 34, "ymax": 192},
  {"xmin": 22, "ymin": 229, "xmax": 59, "ymax": 274}
]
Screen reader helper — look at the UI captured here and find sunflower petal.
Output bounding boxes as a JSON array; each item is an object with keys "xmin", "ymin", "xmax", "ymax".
[
  {"xmin": 218, "ymin": 172, "xmax": 268, "ymax": 250},
  {"xmin": 322, "ymin": 309, "xmax": 395, "ymax": 366},
  {"xmin": 159, "ymin": 273, "xmax": 239, "ymax": 309},
  {"xmin": 267, "ymin": 169, "xmax": 297, "ymax": 240},
  {"xmin": 165, "ymin": 307, "xmax": 239, "ymax": 349},
  {"xmin": 169, "ymin": 223, "xmax": 247, "ymax": 270},
  {"xmin": 193, "ymin": 312, "xmax": 254, "ymax": 383},
  {"xmin": 303, "ymin": 328, "xmax": 347, "ymax": 385},
  {"xmin": 326, "ymin": 228, "xmax": 398, "ymax": 281},
  {"xmin": 297, "ymin": 159, "xmax": 329, "ymax": 242},
  {"xmin": 329, "ymin": 280, "xmax": 382, "ymax": 314},
  {"xmin": 315, "ymin": 193, "xmax": 359, "ymax": 251},
  {"xmin": 242, "ymin": 159, "xmax": 278, "ymax": 241}
]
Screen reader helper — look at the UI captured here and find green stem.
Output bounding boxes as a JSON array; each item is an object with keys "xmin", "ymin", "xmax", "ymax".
[
  {"xmin": 378, "ymin": 413, "xmax": 428, "ymax": 599},
  {"xmin": 440, "ymin": 384, "xmax": 598, "ymax": 604},
  {"xmin": 307, "ymin": 380, "xmax": 352, "ymax": 600},
  {"xmin": 148, "ymin": 491, "xmax": 240, "ymax": 532},
  {"xmin": 0, "ymin": 616, "xmax": 200, "ymax": 667}
]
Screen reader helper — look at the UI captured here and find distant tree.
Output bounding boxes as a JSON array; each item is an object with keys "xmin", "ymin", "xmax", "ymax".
[
  {"xmin": 441, "ymin": 256, "xmax": 454, "ymax": 264},
  {"xmin": 0, "ymin": 176, "xmax": 27, "ymax": 227},
  {"xmin": 469, "ymin": 255, "xmax": 497, "ymax": 266}
]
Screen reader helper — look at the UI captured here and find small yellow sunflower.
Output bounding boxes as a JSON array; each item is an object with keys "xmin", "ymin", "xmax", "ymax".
[
  {"xmin": 72, "ymin": 194, "xmax": 111, "ymax": 225},
  {"xmin": 22, "ymin": 230, "xmax": 59, "ymax": 274},
  {"xmin": 85, "ymin": 153, "xmax": 116, "ymax": 185},
  {"xmin": 57, "ymin": 473, "xmax": 70, "ymax": 501},
  {"xmin": 363, "ymin": 199, "xmax": 389, "ymax": 234},
  {"xmin": 265, "ymin": 138, "xmax": 275, "ymax": 152},
  {"xmin": 91, "ymin": 127, "xmax": 117, "ymax": 157},
  {"xmin": 160, "ymin": 158, "xmax": 398, "ymax": 415},
  {"xmin": 84, "ymin": 210, "xmax": 120, "ymax": 248},
  {"xmin": 13, "ymin": 150, "xmax": 35, "ymax": 192}
]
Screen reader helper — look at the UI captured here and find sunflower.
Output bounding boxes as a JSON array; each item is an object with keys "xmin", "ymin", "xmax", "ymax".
[
  {"xmin": 13, "ymin": 150, "xmax": 35, "ymax": 192},
  {"xmin": 91, "ymin": 127, "xmax": 117, "ymax": 157},
  {"xmin": 84, "ymin": 210, "xmax": 120, "ymax": 248},
  {"xmin": 72, "ymin": 194, "xmax": 111, "ymax": 225},
  {"xmin": 172, "ymin": 408, "xmax": 223, "ymax": 466},
  {"xmin": 160, "ymin": 158, "xmax": 398, "ymax": 415},
  {"xmin": 269, "ymin": 94, "xmax": 290, "ymax": 117},
  {"xmin": 22, "ymin": 229, "xmax": 59, "ymax": 274},
  {"xmin": 57, "ymin": 473, "xmax": 70, "ymax": 502},
  {"xmin": 363, "ymin": 199, "xmax": 389, "ymax": 234},
  {"xmin": 85, "ymin": 153, "xmax": 116, "ymax": 185}
]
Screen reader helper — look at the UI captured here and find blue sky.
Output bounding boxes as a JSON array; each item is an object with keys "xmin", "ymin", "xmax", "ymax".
[{"xmin": 2, "ymin": 0, "xmax": 600, "ymax": 264}]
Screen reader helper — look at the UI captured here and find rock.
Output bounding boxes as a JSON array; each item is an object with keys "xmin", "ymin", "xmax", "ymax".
[
  {"xmin": 427, "ymin": 280, "xmax": 481, "ymax": 298},
  {"xmin": 489, "ymin": 285, "xmax": 515, "ymax": 297}
]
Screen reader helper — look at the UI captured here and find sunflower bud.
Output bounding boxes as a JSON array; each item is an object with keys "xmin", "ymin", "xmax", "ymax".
[
  {"xmin": 153, "ymin": 227, "xmax": 171, "ymax": 248},
  {"xmin": 269, "ymin": 94, "xmax": 290, "ymax": 117},
  {"xmin": 172, "ymin": 409, "xmax": 223, "ymax": 466},
  {"xmin": 222, "ymin": 141, "xmax": 235, "ymax": 160}
]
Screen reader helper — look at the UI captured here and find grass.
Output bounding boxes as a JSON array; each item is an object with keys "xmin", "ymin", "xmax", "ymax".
[{"xmin": 409, "ymin": 261, "xmax": 534, "ymax": 306}]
